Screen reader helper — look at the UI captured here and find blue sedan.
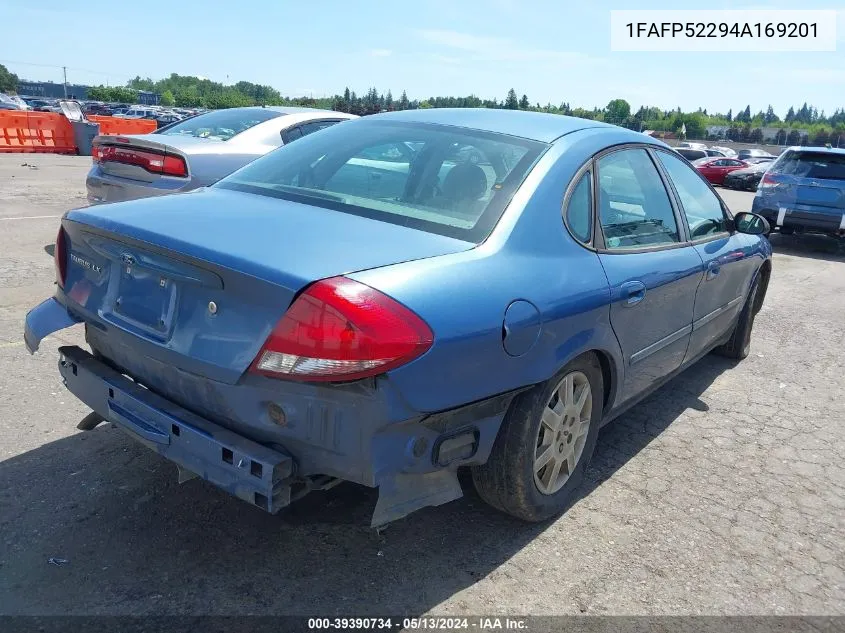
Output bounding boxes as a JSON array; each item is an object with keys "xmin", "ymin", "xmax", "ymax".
[{"xmin": 25, "ymin": 109, "xmax": 772, "ymax": 526}]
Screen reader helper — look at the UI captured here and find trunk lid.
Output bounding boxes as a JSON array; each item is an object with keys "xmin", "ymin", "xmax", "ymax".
[{"xmin": 61, "ymin": 188, "xmax": 473, "ymax": 384}]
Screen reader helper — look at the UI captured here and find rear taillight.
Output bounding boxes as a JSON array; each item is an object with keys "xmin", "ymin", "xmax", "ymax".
[
  {"xmin": 161, "ymin": 154, "xmax": 188, "ymax": 177},
  {"xmin": 758, "ymin": 173, "xmax": 783, "ymax": 189},
  {"xmin": 54, "ymin": 226, "xmax": 68, "ymax": 288},
  {"xmin": 250, "ymin": 277, "xmax": 433, "ymax": 382},
  {"xmin": 94, "ymin": 145, "xmax": 187, "ymax": 177}
]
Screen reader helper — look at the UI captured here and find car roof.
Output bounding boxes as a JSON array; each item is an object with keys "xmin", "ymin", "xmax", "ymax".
[
  {"xmin": 257, "ymin": 106, "xmax": 348, "ymax": 116},
  {"xmin": 366, "ymin": 108, "xmax": 618, "ymax": 143},
  {"xmin": 781, "ymin": 145, "xmax": 845, "ymax": 156}
]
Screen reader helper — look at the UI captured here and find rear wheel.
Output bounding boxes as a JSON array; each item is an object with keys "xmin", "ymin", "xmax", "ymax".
[
  {"xmin": 472, "ymin": 354, "xmax": 603, "ymax": 522},
  {"xmin": 715, "ymin": 275, "xmax": 760, "ymax": 360}
]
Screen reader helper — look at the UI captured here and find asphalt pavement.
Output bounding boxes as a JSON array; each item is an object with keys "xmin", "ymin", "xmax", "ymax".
[{"xmin": 0, "ymin": 154, "xmax": 843, "ymax": 617}]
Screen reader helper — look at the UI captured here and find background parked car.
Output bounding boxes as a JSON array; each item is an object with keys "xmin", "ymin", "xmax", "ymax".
[
  {"xmin": 744, "ymin": 156, "xmax": 775, "ymax": 165},
  {"xmin": 677, "ymin": 141, "xmax": 708, "ymax": 150},
  {"xmin": 693, "ymin": 157, "xmax": 749, "ymax": 185},
  {"xmin": 154, "ymin": 112, "xmax": 184, "ymax": 129},
  {"xmin": 738, "ymin": 148, "xmax": 776, "ymax": 161},
  {"xmin": 87, "ymin": 106, "xmax": 357, "ymax": 204},
  {"xmin": 723, "ymin": 161, "xmax": 771, "ymax": 191},
  {"xmin": 0, "ymin": 93, "xmax": 27, "ymax": 110},
  {"xmin": 710, "ymin": 146, "xmax": 737, "ymax": 157},
  {"xmin": 115, "ymin": 107, "xmax": 159, "ymax": 119},
  {"xmin": 675, "ymin": 148, "xmax": 709, "ymax": 161},
  {"xmin": 752, "ymin": 146, "xmax": 845, "ymax": 237}
]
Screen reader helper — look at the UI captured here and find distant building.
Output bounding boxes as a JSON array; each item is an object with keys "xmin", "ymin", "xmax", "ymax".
[
  {"xmin": 16, "ymin": 80, "xmax": 160, "ymax": 105},
  {"xmin": 18, "ymin": 80, "xmax": 89, "ymax": 100}
]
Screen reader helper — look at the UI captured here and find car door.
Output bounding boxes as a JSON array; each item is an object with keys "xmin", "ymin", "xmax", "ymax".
[
  {"xmin": 594, "ymin": 147, "xmax": 703, "ymax": 404},
  {"xmin": 654, "ymin": 149, "xmax": 759, "ymax": 361}
]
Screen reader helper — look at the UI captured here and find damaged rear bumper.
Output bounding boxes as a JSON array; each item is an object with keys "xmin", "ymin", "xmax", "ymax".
[
  {"xmin": 27, "ymin": 297, "xmax": 515, "ymax": 525},
  {"xmin": 58, "ymin": 345, "xmax": 295, "ymax": 513}
]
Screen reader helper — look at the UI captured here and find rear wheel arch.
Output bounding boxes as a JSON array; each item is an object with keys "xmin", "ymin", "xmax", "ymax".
[{"xmin": 754, "ymin": 260, "xmax": 771, "ymax": 314}]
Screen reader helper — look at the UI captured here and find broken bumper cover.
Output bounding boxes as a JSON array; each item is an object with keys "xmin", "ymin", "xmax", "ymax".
[
  {"xmin": 24, "ymin": 297, "xmax": 80, "ymax": 354},
  {"xmin": 57, "ymin": 345, "xmax": 295, "ymax": 513}
]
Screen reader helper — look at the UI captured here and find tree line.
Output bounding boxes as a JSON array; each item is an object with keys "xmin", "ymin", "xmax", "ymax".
[{"xmin": 5, "ymin": 64, "xmax": 842, "ymax": 145}]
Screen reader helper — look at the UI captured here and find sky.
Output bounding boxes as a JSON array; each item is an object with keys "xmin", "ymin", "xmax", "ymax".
[{"xmin": 3, "ymin": 0, "xmax": 844, "ymax": 117}]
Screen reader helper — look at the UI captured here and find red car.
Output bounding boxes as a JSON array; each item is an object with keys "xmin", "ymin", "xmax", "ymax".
[{"xmin": 693, "ymin": 157, "xmax": 749, "ymax": 185}]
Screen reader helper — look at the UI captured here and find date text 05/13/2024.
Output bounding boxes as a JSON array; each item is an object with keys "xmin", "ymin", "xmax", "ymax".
[{"xmin": 306, "ymin": 617, "xmax": 528, "ymax": 631}]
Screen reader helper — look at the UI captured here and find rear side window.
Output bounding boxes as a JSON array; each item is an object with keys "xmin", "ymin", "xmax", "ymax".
[
  {"xmin": 565, "ymin": 172, "xmax": 592, "ymax": 244},
  {"xmin": 299, "ymin": 120, "xmax": 341, "ymax": 136},
  {"xmin": 217, "ymin": 120, "xmax": 545, "ymax": 243},
  {"xmin": 281, "ymin": 126, "xmax": 303, "ymax": 144},
  {"xmin": 656, "ymin": 151, "xmax": 728, "ymax": 239},
  {"xmin": 773, "ymin": 151, "xmax": 845, "ymax": 180},
  {"xmin": 597, "ymin": 149, "xmax": 680, "ymax": 249}
]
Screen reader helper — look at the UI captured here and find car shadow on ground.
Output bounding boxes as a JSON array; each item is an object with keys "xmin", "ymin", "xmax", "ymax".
[
  {"xmin": 768, "ymin": 232, "xmax": 845, "ymax": 262},
  {"xmin": 0, "ymin": 356, "xmax": 733, "ymax": 615}
]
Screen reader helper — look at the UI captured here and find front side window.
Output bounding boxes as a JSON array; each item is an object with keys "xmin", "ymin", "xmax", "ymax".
[
  {"xmin": 217, "ymin": 120, "xmax": 546, "ymax": 242},
  {"xmin": 157, "ymin": 108, "xmax": 283, "ymax": 141},
  {"xmin": 597, "ymin": 149, "xmax": 680, "ymax": 249},
  {"xmin": 656, "ymin": 150, "xmax": 728, "ymax": 239}
]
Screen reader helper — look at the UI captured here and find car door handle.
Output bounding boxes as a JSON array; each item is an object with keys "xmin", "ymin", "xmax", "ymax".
[
  {"xmin": 707, "ymin": 261, "xmax": 721, "ymax": 280},
  {"xmin": 621, "ymin": 281, "xmax": 646, "ymax": 307}
]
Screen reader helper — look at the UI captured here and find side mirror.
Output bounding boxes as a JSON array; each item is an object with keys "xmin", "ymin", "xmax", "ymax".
[{"xmin": 733, "ymin": 212, "xmax": 770, "ymax": 236}]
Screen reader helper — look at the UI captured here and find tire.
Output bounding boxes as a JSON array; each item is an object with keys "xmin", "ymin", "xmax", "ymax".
[
  {"xmin": 779, "ymin": 226, "xmax": 795, "ymax": 236},
  {"xmin": 471, "ymin": 353, "xmax": 603, "ymax": 522},
  {"xmin": 715, "ymin": 274, "xmax": 760, "ymax": 360}
]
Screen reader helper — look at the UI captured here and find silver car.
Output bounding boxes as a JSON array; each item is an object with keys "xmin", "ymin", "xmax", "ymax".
[{"xmin": 86, "ymin": 106, "xmax": 357, "ymax": 204}]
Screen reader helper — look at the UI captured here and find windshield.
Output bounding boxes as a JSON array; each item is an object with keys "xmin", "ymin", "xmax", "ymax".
[
  {"xmin": 773, "ymin": 151, "xmax": 845, "ymax": 181},
  {"xmin": 216, "ymin": 120, "xmax": 546, "ymax": 242},
  {"xmin": 156, "ymin": 108, "xmax": 283, "ymax": 141}
]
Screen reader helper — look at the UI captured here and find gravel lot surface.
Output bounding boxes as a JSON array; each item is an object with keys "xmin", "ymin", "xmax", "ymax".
[{"xmin": 0, "ymin": 154, "xmax": 842, "ymax": 617}]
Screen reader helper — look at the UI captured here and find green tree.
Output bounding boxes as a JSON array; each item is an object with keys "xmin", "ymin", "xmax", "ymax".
[
  {"xmin": 0, "ymin": 63, "xmax": 18, "ymax": 93},
  {"xmin": 160, "ymin": 90, "xmax": 175, "ymax": 106},
  {"xmin": 812, "ymin": 129, "xmax": 830, "ymax": 146},
  {"xmin": 385, "ymin": 90, "xmax": 393, "ymax": 111},
  {"xmin": 749, "ymin": 128, "xmax": 764, "ymax": 143},
  {"xmin": 518, "ymin": 93, "xmax": 529, "ymax": 109},
  {"xmin": 764, "ymin": 105, "xmax": 779, "ymax": 125},
  {"xmin": 726, "ymin": 109, "xmax": 732, "ymax": 122},
  {"xmin": 127, "ymin": 76, "xmax": 156, "ymax": 92},
  {"xmin": 399, "ymin": 90, "xmax": 410, "ymax": 110},
  {"xmin": 604, "ymin": 98, "xmax": 631, "ymax": 125},
  {"xmin": 786, "ymin": 129, "xmax": 801, "ymax": 145},
  {"xmin": 775, "ymin": 128, "xmax": 787, "ymax": 145},
  {"xmin": 505, "ymin": 88, "xmax": 519, "ymax": 110}
]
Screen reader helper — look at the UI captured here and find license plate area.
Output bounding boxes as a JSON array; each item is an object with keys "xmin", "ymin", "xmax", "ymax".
[
  {"xmin": 113, "ymin": 264, "xmax": 177, "ymax": 338},
  {"xmin": 796, "ymin": 185, "xmax": 838, "ymax": 205}
]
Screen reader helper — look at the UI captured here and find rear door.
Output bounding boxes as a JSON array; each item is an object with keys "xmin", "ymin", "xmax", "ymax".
[
  {"xmin": 594, "ymin": 147, "xmax": 702, "ymax": 404},
  {"xmin": 654, "ymin": 149, "xmax": 759, "ymax": 361}
]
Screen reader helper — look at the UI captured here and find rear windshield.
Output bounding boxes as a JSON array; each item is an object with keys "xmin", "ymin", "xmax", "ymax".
[
  {"xmin": 773, "ymin": 151, "xmax": 845, "ymax": 180},
  {"xmin": 677, "ymin": 149, "xmax": 705, "ymax": 160},
  {"xmin": 216, "ymin": 120, "xmax": 546, "ymax": 242},
  {"xmin": 156, "ymin": 108, "xmax": 283, "ymax": 141}
]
